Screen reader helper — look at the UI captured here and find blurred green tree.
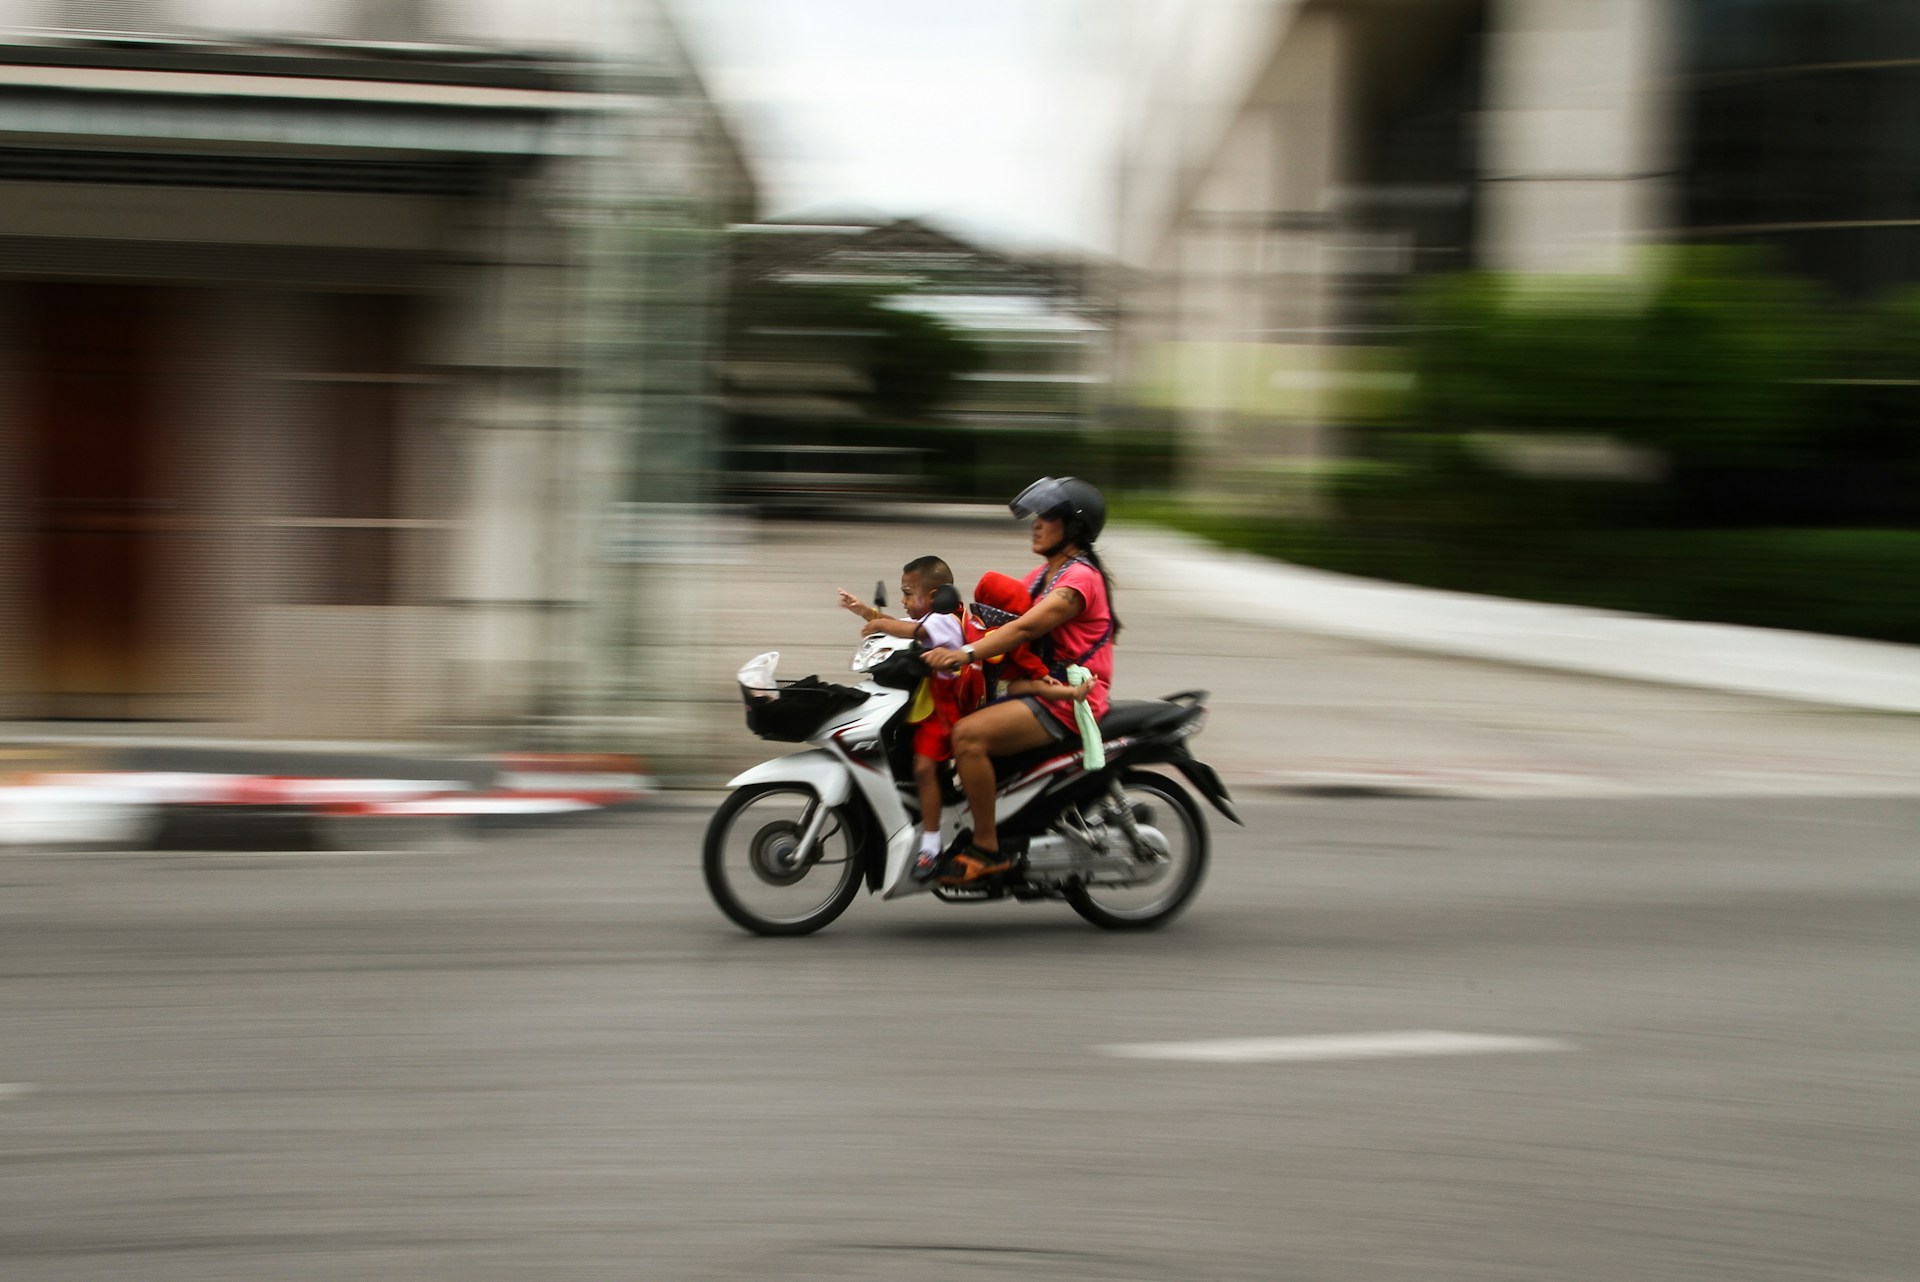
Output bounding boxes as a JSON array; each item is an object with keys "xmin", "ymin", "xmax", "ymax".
[
  {"xmin": 724, "ymin": 280, "xmax": 983, "ymax": 424},
  {"xmin": 1408, "ymin": 248, "xmax": 1838, "ymax": 470}
]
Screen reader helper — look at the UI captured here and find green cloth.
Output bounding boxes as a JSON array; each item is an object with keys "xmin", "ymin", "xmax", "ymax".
[{"xmin": 1066, "ymin": 664, "xmax": 1104, "ymax": 770}]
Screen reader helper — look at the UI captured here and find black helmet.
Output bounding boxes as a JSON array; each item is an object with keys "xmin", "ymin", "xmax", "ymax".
[{"xmin": 1010, "ymin": 476, "xmax": 1106, "ymax": 544}]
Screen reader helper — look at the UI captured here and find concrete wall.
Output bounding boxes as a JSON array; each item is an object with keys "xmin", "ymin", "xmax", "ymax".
[
  {"xmin": 1480, "ymin": 0, "xmax": 1678, "ymax": 272},
  {"xmin": 1121, "ymin": 3, "xmax": 1353, "ymax": 507},
  {"xmin": 1112, "ymin": 0, "xmax": 1684, "ymax": 502}
]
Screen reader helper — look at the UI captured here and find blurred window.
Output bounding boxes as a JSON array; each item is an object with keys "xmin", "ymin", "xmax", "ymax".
[
  {"xmin": 293, "ymin": 294, "xmax": 421, "ymax": 607},
  {"xmin": 1685, "ymin": 0, "xmax": 1920, "ymax": 72},
  {"xmin": 1682, "ymin": 0, "xmax": 1920, "ymax": 295}
]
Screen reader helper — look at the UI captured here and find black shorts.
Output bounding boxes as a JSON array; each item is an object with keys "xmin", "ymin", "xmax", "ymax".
[{"xmin": 1015, "ymin": 696, "xmax": 1073, "ymax": 743}]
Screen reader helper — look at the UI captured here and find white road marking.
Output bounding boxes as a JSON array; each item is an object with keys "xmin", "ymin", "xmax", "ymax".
[
  {"xmin": 0, "ymin": 1082, "xmax": 38, "ymax": 1100},
  {"xmin": 1098, "ymin": 1031, "xmax": 1575, "ymax": 1064}
]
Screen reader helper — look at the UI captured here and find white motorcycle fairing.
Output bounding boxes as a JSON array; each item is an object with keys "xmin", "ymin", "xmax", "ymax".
[
  {"xmin": 729, "ymin": 645, "xmax": 957, "ymax": 900},
  {"xmin": 724, "ymin": 751, "xmax": 854, "ymax": 807}
]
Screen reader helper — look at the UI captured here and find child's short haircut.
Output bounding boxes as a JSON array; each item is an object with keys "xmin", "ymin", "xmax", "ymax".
[{"xmin": 901, "ymin": 555, "xmax": 953, "ymax": 587}]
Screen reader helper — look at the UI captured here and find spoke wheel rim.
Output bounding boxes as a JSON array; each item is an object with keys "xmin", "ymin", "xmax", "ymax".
[
  {"xmin": 1081, "ymin": 778, "xmax": 1200, "ymax": 921},
  {"xmin": 714, "ymin": 788, "xmax": 856, "ymax": 927}
]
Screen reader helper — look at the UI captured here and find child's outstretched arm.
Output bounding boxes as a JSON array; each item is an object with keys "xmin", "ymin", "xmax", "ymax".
[
  {"xmin": 863, "ymin": 616, "xmax": 921, "ymax": 639},
  {"xmin": 836, "ymin": 587, "xmax": 878, "ymax": 621},
  {"xmin": 838, "ymin": 586, "xmax": 918, "ymax": 638}
]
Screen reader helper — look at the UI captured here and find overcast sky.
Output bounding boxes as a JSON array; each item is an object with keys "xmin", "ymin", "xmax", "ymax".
[{"xmin": 664, "ymin": 0, "xmax": 1126, "ymax": 253}]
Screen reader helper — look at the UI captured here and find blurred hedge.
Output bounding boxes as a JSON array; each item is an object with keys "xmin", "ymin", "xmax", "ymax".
[
  {"xmin": 1128, "ymin": 250, "xmax": 1920, "ymax": 643},
  {"xmin": 1133, "ymin": 247, "xmax": 1920, "ymax": 642},
  {"xmin": 1403, "ymin": 249, "xmax": 1920, "ymax": 524},
  {"xmin": 1132, "ymin": 500, "xmax": 1920, "ymax": 644}
]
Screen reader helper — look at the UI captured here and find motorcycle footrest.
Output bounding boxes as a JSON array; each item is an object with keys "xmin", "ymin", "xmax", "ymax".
[{"xmin": 931, "ymin": 883, "xmax": 1007, "ymax": 903}]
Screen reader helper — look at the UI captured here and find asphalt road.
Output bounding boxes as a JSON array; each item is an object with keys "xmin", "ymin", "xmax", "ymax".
[{"xmin": 3, "ymin": 794, "xmax": 1917, "ymax": 1281}]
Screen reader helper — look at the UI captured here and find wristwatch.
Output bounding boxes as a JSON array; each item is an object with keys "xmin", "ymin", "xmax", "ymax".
[{"xmin": 961, "ymin": 645, "xmax": 976, "ymax": 662}]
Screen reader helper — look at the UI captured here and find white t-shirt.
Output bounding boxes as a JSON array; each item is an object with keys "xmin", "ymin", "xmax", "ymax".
[{"xmin": 918, "ymin": 612, "xmax": 963, "ymax": 677}]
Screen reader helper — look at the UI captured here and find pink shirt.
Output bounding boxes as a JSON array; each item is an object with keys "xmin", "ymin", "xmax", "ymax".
[{"xmin": 1026, "ymin": 558, "xmax": 1115, "ymax": 724}]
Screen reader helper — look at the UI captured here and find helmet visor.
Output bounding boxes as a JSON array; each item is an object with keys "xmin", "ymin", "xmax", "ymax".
[{"xmin": 1009, "ymin": 477, "xmax": 1073, "ymax": 520}]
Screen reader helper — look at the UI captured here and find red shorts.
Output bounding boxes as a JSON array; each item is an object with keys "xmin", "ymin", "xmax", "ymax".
[
  {"xmin": 913, "ymin": 669, "xmax": 982, "ymax": 763},
  {"xmin": 914, "ymin": 715, "xmax": 957, "ymax": 762}
]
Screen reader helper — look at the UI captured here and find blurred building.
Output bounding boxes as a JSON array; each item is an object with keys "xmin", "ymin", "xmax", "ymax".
[
  {"xmin": 729, "ymin": 217, "xmax": 1108, "ymax": 439},
  {"xmin": 0, "ymin": 1, "xmax": 754, "ymax": 744},
  {"xmin": 1113, "ymin": 0, "xmax": 1920, "ymax": 503}
]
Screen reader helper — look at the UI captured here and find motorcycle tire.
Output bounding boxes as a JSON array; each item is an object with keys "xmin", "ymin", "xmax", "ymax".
[
  {"xmin": 1064, "ymin": 770, "xmax": 1209, "ymax": 930},
  {"xmin": 703, "ymin": 784, "xmax": 864, "ymax": 936}
]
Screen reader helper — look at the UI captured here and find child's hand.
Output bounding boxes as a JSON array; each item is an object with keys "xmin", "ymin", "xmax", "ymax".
[
  {"xmin": 1033, "ymin": 678, "xmax": 1091, "ymax": 703},
  {"xmin": 836, "ymin": 587, "xmax": 871, "ymax": 619}
]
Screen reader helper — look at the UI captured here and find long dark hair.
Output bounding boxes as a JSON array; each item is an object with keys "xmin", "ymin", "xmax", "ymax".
[{"xmin": 1067, "ymin": 524, "xmax": 1122, "ymax": 641}]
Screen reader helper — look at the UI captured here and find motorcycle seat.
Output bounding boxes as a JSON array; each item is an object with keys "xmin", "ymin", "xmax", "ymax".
[
  {"xmin": 989, "ymin": 698, "xmax": 1195, "ymax": 782},
  {"xmin": 1096, "ymin": 699, "xmax": 1196, "ymax": 738}
]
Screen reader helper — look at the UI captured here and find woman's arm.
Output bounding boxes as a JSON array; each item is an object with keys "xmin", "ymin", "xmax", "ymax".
[{"xmin": 925, "ymin": 585, "xmax": 1082, "ymax": 672}]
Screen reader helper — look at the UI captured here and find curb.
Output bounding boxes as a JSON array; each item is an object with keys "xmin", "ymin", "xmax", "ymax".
[{"xmin": 0, "ymin": 755, "xmax": 655, "ymax": 850}]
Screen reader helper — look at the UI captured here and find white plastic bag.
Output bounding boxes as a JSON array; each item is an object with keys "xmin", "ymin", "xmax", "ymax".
[{"xmin": 736, "ymin": 651, "xmax": 781, "ymax": 699}]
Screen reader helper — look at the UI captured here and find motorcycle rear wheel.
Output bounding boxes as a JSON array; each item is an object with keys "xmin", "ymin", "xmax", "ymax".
[
  {"xmin": 1064, "ymin": 770, "xmax": 1209, "ymax": 930},
  {"xmin": 704, "ymin": 784, "xmax": 864, "ymax": 936}
]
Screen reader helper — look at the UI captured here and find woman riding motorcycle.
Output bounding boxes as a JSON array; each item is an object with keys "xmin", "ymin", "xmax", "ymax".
[{"xmin": 920, "ymin": 476, "xmax": 1120, "ymax": 883}]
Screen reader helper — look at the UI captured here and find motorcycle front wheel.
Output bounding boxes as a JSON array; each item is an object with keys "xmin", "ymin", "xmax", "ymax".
[
  {"xmin": 703, "ymin": 784, "xmax": 864, "ymax": 936},
  {"xmin": 1064, "ymin": 770, "xmax": 1209, "ymax": 930}
]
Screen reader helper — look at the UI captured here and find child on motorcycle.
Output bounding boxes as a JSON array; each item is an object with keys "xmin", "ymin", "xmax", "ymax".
[
  {"xmin": 838, "ymin": 558, "xmax": 983, "ymax": 876},
  {"xmin": 839, "ymin": 561, "xmax": 1093, "ymax": 880}
]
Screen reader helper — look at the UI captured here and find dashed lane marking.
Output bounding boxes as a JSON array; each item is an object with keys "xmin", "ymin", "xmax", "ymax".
[{"xmin": 1098, "ymin": 1031, "xmax": 1575, "ymax": 1064}]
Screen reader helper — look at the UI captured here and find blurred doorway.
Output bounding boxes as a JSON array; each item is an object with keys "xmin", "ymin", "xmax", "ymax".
[{"xmin": 21, "ymin": 282, "xmax": 176, "ymax": 719}]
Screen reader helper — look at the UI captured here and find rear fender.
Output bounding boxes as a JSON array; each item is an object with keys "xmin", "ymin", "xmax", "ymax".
[{"xmin": 1171, "ymin": 757, "xmax": 1242, "ymax": 825}]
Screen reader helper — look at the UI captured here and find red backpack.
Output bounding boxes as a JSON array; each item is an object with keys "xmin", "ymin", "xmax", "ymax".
[{"xmin": 965, "ymin": 571, "xmax": 1049, "ymax": 698}]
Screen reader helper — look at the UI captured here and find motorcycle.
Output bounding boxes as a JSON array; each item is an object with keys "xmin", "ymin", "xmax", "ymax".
[{"xmin": 703, "ymin": 633, "xmax": 1241, "ymax": 936}]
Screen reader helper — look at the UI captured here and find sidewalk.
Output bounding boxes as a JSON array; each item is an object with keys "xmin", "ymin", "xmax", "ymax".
[
  {"xmin": 689, "ymin": 513, "xmax": 1920, "ymax": 800},
  {"xmin": 1116, "ymin": 524, "xmax": 1920, "ymax": 715}
]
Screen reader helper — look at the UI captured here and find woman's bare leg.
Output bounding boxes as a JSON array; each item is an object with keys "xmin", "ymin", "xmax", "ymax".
[{"xmin": 949, "ymin": 700, "xmax": 1054, "ymax": 852}]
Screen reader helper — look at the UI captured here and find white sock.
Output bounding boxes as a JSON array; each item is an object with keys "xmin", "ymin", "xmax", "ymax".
[{"xmin": 918, "ymin": 831, "xmax": 942, "ymax": 858}]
